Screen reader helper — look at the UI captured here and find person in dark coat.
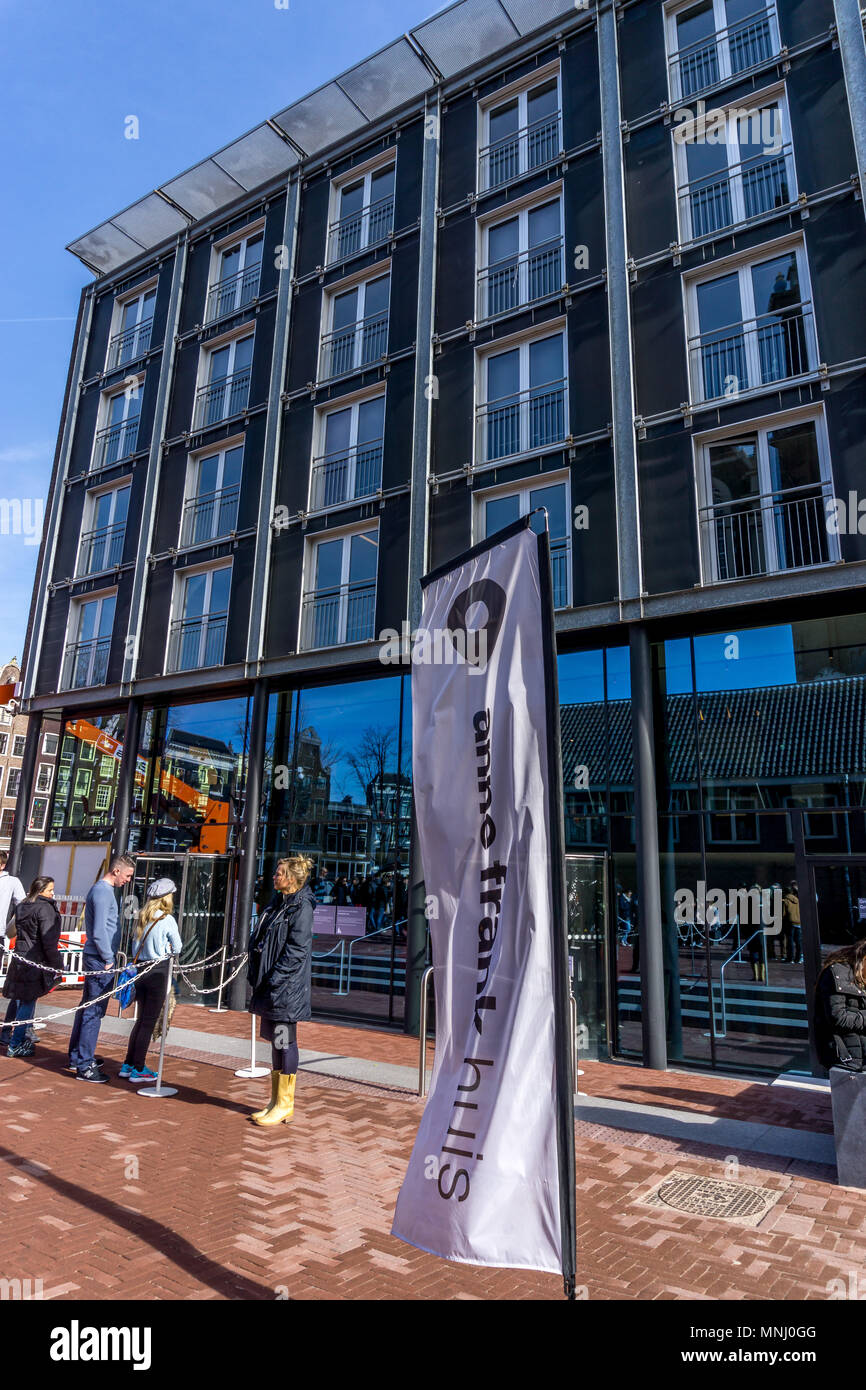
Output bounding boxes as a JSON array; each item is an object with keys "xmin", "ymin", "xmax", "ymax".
[
  {"xmin": 2, "ymin": 876, "xmax": 63, "ymax": 1058},
  {"xmin": 815, "ymin": 940, "xmax": 866, "ymax": 1072},
  {"xmin": 246, "ymin": 854, "xmax": 315, "ymax": 1126}
]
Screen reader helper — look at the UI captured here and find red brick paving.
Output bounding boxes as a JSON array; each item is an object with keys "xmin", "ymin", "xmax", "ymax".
[{"xmin": 0, "ymin": 1023, "xmax": 861, "ymax": 1301}]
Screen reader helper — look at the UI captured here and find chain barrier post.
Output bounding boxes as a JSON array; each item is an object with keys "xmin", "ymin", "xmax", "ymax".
[
  {"xmin": 139, "ymin": 957, "xmax": 178, "ymax": 1098},
  {"xmin": 207, "ymin": 943, "xmax": 229, "ymax": 1013},
  {"xmin": 235, "ymin": 1012, "xmax": 269, "ymax": 1079}
]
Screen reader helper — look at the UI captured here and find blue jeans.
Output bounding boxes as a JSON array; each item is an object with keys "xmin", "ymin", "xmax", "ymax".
[
  {"xmin": 2, "ymin": 997, "xmax": 35, "ymax": 1048},
  {"xmin": 67, "ymin": 970, "xmax": 113, "ymax": 1072},
  {"xmin": 7, "ymin": 999, "xmax": 36, "ymax": 1049}
]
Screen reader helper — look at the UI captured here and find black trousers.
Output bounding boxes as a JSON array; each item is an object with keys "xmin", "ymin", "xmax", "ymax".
[
  {"xmin": 259, "ymin": 1016, "xmax": 299, "ymax": 1075},
  {"xmin": 125, "ymin": 961, "xmax": 170, "ymax": 1071}
]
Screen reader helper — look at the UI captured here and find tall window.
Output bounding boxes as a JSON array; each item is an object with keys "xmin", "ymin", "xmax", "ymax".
[
  {"xmin": 697, "ymin": 414, "xmax": 836, "ymax": 582},
  {"xmin": 311, "ymin": 395, "xmax": 385, "ymax": 511},
  {"xmin": 302, "ymin": 528, "xmax": 378, "ymax": 650},
  {"xmin": 675, "ymin": 96, "xmax": 795, "ymax": 240},
  {"xmin": 35, "ymin": 764, "xmax": 53, "ymax": 794},
  {"xmin": 168, "ymin": 566, "xmax": 231, "ymax": 672},
  {"xmin": 207, "ymin": 229, "xmax": 263, "ymax": 322},
  {"xmin": 13, "ymin": 735, "xmax": 26, "ymax": 758},
  {"xmin": 28, "ymin": 797, "xmax": 49, "ymax": 833},
  {"xmin": 320, "ymin": 273, "xmax": 390, "ymax": 380},
  {"xmin": 108, "ymin": 285, "xmax": 156, "ymax": 370},
  {"xmin": 328, "ymin": 162, "xmax": 395, "ymax": 264},
  {"xmin": 77, "ymin": 484, "xmax": 130, "ymax": 577},
  {"xmin": 63, "ymin": 594, "xmax": 116, "ymax": 690},
  {"xmin": 687, "ymin": 245, "xmax": 816, "ymax": 403},
  {"xmin": 478, "ymin": 476, "xmax": 571, "ymax": 608},
  {"xmin": 93, "ymin": 382, "xmax": 141, "ymax": 471},
  {"xmin": 6, "ymin": 768, "xmax": 21, "ymax": 798},
  {"xmin": 194, "ymin": 335, "xmax": 254, "ymax": 429},
  {"xmin": 667, "ymin": 0, "xmax": 780, "ymax": 101},
  {"xmin": 0, "ymin": 734, "xmax": 7, "ymax": 756},
  {"xmin": 477, "ymin": 331, "xmax": 567, "ymax": 465},
  {"xmin": 42, "ymin": 732, "xmax": 59, "ymax": 756},
  {"xmin": 0, "ymin": 810, "xmax": 14, "ymax": 838},
  {"xmin": 182, "ymin": 443, "xmax": 243, "ymax": 547},
  {"xmin": 479, "ymin": 73, "xmax": 561, "ymax": 192},
  {"xmin": 479, "ymin": 196, "xmax": 563, "ymax": 320}
]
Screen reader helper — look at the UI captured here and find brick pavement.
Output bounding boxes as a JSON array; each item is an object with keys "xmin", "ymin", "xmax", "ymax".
[{"xmin": 0, "ymin": 1022, "xmax": 862, "ymax": 1301}]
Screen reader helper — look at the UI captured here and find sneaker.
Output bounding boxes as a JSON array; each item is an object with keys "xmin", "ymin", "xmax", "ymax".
[
  {"xmin": 76, "ymin": 1064, "xmax": 109, "ymax": 1084},
  {"xmin": 7, "ymin": 1041, "xmax": 35, "ymax": 1059},
  {"xmin": 67, "ymin": 1055, "xmax": 106, "ymax": 1071},
  {"xmin": 128, "ymin": 1066, "xmax": 157, "ymax": 1083},
  {"xmin": 118, "ymin": 1062, "xmax": 135, "ymax": 1079}
]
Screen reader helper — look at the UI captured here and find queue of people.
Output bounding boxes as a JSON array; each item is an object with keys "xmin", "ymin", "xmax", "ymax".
[{"xmin": 1, "ymin": 852, "xmax": 182, "ymax": 1085}]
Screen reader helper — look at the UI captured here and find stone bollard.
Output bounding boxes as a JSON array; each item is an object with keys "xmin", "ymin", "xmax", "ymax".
[{"xmin": 830, "ymin": 1067, "xmax": 866, "ymax": 1188}]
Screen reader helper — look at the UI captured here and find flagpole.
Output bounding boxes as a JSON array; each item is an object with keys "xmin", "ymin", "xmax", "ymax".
[{"xmin": 535, "ymin": 516, "xmax": 577, "ymax": 1301}]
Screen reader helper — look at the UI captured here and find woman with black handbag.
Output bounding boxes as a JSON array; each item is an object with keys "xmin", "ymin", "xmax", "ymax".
[
  {"xmin": 246, "ymin": 854, "xmax": 315, "ymax": 1127},
  {"xmin": 2, "ymin": 876, "xmax": 63, "ymax": 1058},
  {"xmin": 119, "ymin": 878, "xmax": 182, "ymax": 1083}
]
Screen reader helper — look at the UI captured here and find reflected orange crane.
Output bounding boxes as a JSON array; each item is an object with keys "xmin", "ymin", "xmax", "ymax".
[{"xmin": 65, "ymin": 718, "xmax": 231, "ymax": 853}]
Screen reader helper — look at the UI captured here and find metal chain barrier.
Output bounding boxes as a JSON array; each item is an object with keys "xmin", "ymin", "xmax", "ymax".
[
  {"xmin": 1, "ymin": 948, "xmax": 249, "ymax": 1021},
  {"xmin": 1, "ymin": 956, "xmax": 167, "ymax": 1025},
  {"xmin": 176, "ymin": 954, "xmax": 248, "ymax": 995}
]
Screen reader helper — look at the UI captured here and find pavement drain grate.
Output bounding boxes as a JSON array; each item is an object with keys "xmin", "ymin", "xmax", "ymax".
[{"xmin": 637, "ymin": 1169, "xmax": 784, "ymax": 1227}]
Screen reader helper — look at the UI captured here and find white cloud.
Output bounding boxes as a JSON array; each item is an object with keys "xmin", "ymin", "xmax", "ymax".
[{"xmin": 0, "ymin": 444, "xmax": 50, "ymax": 465}]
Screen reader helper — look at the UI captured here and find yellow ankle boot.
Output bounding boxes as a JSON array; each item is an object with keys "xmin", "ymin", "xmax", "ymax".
[
  {"xmin": 249, "ymin": 1070, "xmax": 279, "ymax": 1121},
  {"xmin": 252, "ymin": 1072, "xmax": 296, "ymax": 1127}
]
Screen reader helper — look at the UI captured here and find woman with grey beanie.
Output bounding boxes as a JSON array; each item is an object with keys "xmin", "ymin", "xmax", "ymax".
[{"xmin": 119, "ymin": 877, "xmax": 182, "ymax": 1083}]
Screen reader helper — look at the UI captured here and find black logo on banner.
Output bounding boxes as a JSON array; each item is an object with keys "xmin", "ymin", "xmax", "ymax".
[{"xmin": 446, "ymin": 581, "xmax": 506, "ymax": 667}]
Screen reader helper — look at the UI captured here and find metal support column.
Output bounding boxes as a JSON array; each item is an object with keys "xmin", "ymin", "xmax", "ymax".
[
  {"xmin": 110, "ymin": 696, "xmax": 142, "ymax": 858},
  {"xmin": 121, "ymin": 234, "xmax": 189, "ymax": 688},
  {"xmin": 22, "ymin": 289, "xmax": 95, "ymax": 703},
  {"xmin": 246, "ymin": 175, "xmax": 301, "ymax": 668},
  {"xmin": 404, "ymin": 92, "xmax": 441, "ymax": 1037},
  {"xmin": 834, "ymin": 0, "xmax": 866, "ymax": 221},
  {"xmin": 597, "ymin": 0, "xmax": 642, "ymax": 606},
  {"xmin": 629, "ymin": 624, "xmax": 667, "ymax": 1071},
  {"xmin": 228, "ymin": 677, "xmax": 268, "ymax": 1011},
  {"xmin": 7, "ymin": 713, "xmax": 42, "ymax": 878}
]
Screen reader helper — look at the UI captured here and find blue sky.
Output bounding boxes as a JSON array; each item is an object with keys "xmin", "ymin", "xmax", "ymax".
[{"xmin": 0, "ymin": 0, "xmax": 440, "ymax": 667}]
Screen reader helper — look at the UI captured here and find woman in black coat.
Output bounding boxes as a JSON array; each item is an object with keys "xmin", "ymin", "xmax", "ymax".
[
  {"xmin": 246, "ymin": 854, "xmax": 315, "ymax": 1126},
  {"xmin": 815, "ymin": 940, "xmax": 866, "ymax": 1072},
  {"xmin": 2, "ymin": 876, "xmax": 63, "ymax": 1058}
]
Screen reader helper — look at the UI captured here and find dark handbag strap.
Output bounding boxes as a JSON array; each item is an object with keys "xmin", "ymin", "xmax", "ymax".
[{"xmin": 132, "ymin": 911, "xmax": 167, "ymax": 964}]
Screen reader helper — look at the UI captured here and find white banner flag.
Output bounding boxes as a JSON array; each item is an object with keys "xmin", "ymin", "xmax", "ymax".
[{"xmin": 392, "ymin": 517, "xmax": 574, "ymax": 1278}]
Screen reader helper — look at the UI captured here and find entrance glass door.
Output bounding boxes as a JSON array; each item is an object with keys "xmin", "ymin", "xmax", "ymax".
[
  {"xmin": 120, "ymin": 853, "xmax": 235, "ymax": 1001},
  {"xmin": 566, "ymin": 854, "xmax": 609, "ymax": 1061}
]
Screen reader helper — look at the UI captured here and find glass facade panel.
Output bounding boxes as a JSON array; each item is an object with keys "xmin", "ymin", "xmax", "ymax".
[
  {"xmin": 261, "ymin": 673, "xmax": 411, "ymax": 1025},
  {"xmin": 50, "ymin": 710, "xmax": 126, "ymax": 841}
]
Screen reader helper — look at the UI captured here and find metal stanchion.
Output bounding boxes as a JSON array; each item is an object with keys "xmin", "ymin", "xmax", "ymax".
[
  {"xmin": 207, "ymin": 943, "xmax": 229, "ymax": 1013},
  {"xmin": 139, "ymin": 957, "xmax": 178, "ymax": 1098},
  {"xmin": 418, "ymin": 965, "xmax": 434, "ymax": 1097},
  {"xmin": 235, "ymin": 1013, "xmax": 269, "ymax": 1079}
]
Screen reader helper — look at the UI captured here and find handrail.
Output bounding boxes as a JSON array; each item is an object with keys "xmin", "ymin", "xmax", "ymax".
[
  {"xmin": 419, "ymin": 964, "xmax": 434, "ymax": 1097},
  {"xmin": 312, "ymin": 935, "xmax": 348, "ymax": 995},
  {"xmin": 710, "ymin": 927, "xmax": 769, "ymax": 1038},
  {"xmin": 343, "ymin": 921, "xmax": 394, "ymax": 994},
  {"xmin": 668, "ymin": 3, "xmax": 778, "ymax": 102},
  {"xmin": 327, "ymin": 193, "xmax": 394, "ymax": 264}
]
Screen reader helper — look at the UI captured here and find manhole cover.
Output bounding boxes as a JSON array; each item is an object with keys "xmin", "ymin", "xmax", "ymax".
[{"xmin": 637, "ymin": 1170, "xmax": 783, "ymax": 1226}]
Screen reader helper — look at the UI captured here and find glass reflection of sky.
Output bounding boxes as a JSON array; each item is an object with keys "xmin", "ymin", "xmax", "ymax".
[
  {"xmin": 557, "ymin": 649, "xmax": 630, "ymax": 705},
  {"xmin": 294, "ymin": 677, "xmax": 405, "ymax": 804},
  {"xmin": 557, "ymin": 628, "xmax": 799, "ymax": 704},
  {"xmin": 664, "ymin": 626, "xmax": 797, "ymax": 695},
  {"xmin": 164, "ymin": 698, "xmax": 249, "ymax": 762}
]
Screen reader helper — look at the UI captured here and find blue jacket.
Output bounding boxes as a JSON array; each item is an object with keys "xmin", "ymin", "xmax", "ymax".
[{"xmin": 83, "ymin": 880, "xmax": 120, "ymax": 970}]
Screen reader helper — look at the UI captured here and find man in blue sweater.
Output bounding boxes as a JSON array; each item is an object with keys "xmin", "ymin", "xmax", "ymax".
[{"xmin": 67, "ymin": 853, "xmax": 136, "ymax": 1082}]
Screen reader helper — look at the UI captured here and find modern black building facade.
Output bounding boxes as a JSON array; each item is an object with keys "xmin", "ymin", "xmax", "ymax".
[{"xmin": 12, "ymin": 0, "xmax": 866, "ymax": 1075}]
